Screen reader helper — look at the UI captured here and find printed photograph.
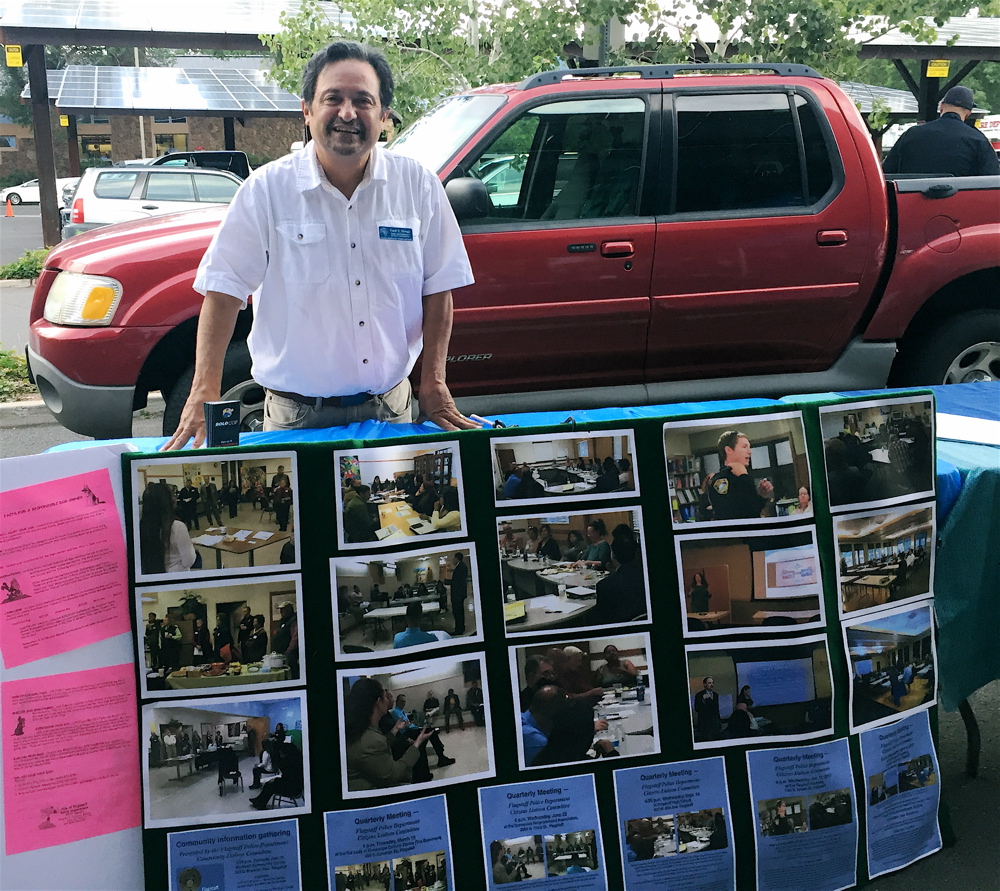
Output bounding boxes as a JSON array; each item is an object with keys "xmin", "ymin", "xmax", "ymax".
[
  {"xmin": 846, "ymin": 602, "xmax": 936, "ymax": 732},
  {"xmin": 331, "ymin": 545, "xmax": 482, "ymax": 661},
  {"xmin": 492, "ymin": 429, "xmax": 638, "ymax": 505},
  {"xmin": 332, "ymin": 860, "xmax": 392, "ymax": 889},
  {"xmin": 675, "ymin": 528, "xmax": 824, "ymax": 637},
  {"xmin": 174, "ymin": 864, "xmax": 224, "ymax": 891},
  {"xmin": 663, "ymin": 412, "xmax": 812, "ymax": 528},
  {"xmin": 544, "ymin": 831, "xmax": 599, "ymax": 877},
  {"xmin": 132, "ymin": 453, "xmax": 300, "ymax": 581},
  {"xmin": 498, "ymin": 509, "xmax": 649, "ymax": 635},
  {"xmin": 804, "ymin": 788, "xmax": 854, "ymax": 830},
  {"xmin": 338, "ymin": 654, "xmax": 493, "ymax": 799},
  {"xmin": 686, "ymin": 636, "xmax": 833, "ymax": 749},
  {"xmin": 393, "ymin": 850, "xmax": 448, "ymax": 889},
  {"xmin": 756, "ymin": 797, "xmax": 808, "ymax": 836},
  {"xmin": 675, "ymin": 808, "xmax": 729, "ymax": 853},
  {"xmin": 820, "ymin": 396, "xmax": 935, "ymax": 510},
  {"xmin": 624, "ymin": 816, "xmax": 677, "ymax": 860},
  {"xmin": 138, "ymin": 576, "xmax": 303, "ymax": 698},
  {"xmin": 489, "ymin": 837, "xmax": 546, "ymax": 883},
  {"xmin": 333, "ymin": 442, "xmax": 466, "ymax": 549},
  {"xmin": 511, "ymin": 633, "xmax": 659, "ymax": 770},
  {"xmin": 867, "ymin": 752, "xmax": 937, "ymax": 805},
  {"xmin": 835, "ymin": 504, "xmax": 935, "ymax": 616},
  {"xmin": 142, "ymin": 692, "xmax": 308, "ymax": 829}
]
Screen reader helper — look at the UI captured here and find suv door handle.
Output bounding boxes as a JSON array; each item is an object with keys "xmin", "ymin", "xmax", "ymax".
[
  {"xmin": 142, "ymin": 204, "xmax": 159, "ymax": 210},
  {"xmin": 816, "ymin": 229, "xmax": 847, "ymax": 245},
  {"xmin": 601, "ymin": 241, "xmax": 634, "ymax": 257}
]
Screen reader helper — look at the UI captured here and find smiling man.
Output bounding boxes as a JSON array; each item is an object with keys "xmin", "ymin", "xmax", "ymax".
[{"xmin": 164, "ymin": 41, "xmax": 476, "ymax": 449}]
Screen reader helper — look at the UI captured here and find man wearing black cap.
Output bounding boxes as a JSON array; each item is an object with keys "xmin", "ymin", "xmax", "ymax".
[{"xmin": 882, "ymin": 85, "xmax": 999, "ymax": 177}]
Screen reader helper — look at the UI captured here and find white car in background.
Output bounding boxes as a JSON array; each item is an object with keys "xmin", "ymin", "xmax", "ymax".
[
  {"xmin": 1, "ymin": 176, "xmax": 79, "ymax": 205},
  {"xmin": 62, "ymin": 165, "xmax": 243, "ymax": 238}
]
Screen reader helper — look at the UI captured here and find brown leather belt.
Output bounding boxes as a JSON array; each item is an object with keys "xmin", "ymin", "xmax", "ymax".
[{"xmin": 266, "ymin": 388, "xmax": 373, "ymax": 408}]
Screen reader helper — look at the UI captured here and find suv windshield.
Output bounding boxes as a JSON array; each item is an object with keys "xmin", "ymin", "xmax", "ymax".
[{"xmin": 388, "ymin": 94, "xmax": 506, "ymax": 172}]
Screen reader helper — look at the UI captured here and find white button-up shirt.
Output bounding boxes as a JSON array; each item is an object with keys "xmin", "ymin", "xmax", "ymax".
[{"xmin": 194, "ymin": 142, "xmax": 474, "ymax": 396}]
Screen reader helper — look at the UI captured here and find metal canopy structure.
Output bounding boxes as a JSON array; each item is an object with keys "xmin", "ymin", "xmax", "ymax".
[
  {"xmin": 858, "ymin": 16, "xmax": 1000, "ymax": 122},
  {"xmin": 838, "ymin": 80, "xmax": 988, "ymax": 118},
  {"xmin": 0, "ymin": 0, "xmax": 347, "ymax": 243},
  {"xmin": 26, "ymin": 65, "xmax": 303, "ymax": 117},
  {"xmin": 0, "ymin": 0, "xmax": 350, "ymax": 49}
]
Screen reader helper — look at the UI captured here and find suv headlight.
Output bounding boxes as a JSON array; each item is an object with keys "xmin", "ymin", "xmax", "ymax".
[{"xmin": 43, "ymin": 271, "xmax": 123, "ymax": 326}]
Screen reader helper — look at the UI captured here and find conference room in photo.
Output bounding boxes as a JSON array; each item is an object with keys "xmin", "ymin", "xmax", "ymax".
[
  {"xmin": 330, "ymin": 544, "xmax": 482, "ymax": 659},
  {"xmin": 686, "ymin": 636, "xmax": 833, "ymax": 749},
  {"xmin": 132, "ymin": 452, "xmax": 299, "ymax": 580},
  {"xmin": 675, "ymin": 528, "xmax": 825, "ymax": 636},
  {"xmin": 835, "ymin": 505, "xmax": 935, "ymax": 615},
  {"xmin": 142, "ymin": 693, "xmax": 307, "ymax": 828},
  {"xmin": 491, "ymin": 429, "xmax": 637, "ymax": 503},
  {"xmin": 625, "ymin": 807, "xmax": 729, "ymax": 860},
  {"xmin": 334, "ymin": 442, "xmax": 465, "ymax": 548}
]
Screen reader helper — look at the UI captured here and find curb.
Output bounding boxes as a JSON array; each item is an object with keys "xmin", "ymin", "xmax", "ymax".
[{"xmin": 0, "ymin": 393, "xmax": 165, "ymax": 429}]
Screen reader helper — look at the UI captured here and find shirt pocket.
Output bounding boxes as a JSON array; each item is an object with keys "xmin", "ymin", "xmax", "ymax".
[
  {"xmin": 377, "ymin": 218, "xmax": 422, "ymax": 275},
  {"xmin": 275, "ymin": 221, "xmax": 330, "ymax": 283}
]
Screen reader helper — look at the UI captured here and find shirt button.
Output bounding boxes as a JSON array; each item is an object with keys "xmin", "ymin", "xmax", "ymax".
[
  {"xmin": 363, "ymin": 358, "xmax": 369, "ymax": 364},
  {"xmin": 297, "ymin": 233, "xmax": 303, "ymax": 240},
  {"xmin": 351, "ymin": 242, "xmax": 356, "ymax": 248},
  {"xmin": 355, "ymin": 279, "xmax": 361, "ymax": 286},
  {"xmin": 359, "ymin": 321, "xmax": 365, "ymax": 327}
]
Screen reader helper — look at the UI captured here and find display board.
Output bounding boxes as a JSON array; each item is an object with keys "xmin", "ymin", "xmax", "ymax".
[{"xmin": 1, "ymin": 392, "xmax": 943, "ymax": 890}]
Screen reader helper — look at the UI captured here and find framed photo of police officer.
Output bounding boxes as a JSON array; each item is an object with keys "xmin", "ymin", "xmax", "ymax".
[{"xmin": 663, "ymin": 412, "xmax": 813, "ymax": 529}]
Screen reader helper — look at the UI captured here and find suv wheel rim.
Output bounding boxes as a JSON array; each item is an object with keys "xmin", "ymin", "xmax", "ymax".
[
  {"xmin": 221, "ymin": 379, "xmax": 265, "ymax": 432},
  {"xmin": 944, "ymin": 341, "xmax": 1000, "ymax": 384}
]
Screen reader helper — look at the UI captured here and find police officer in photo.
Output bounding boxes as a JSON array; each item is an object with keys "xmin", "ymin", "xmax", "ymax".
[
  {"xmin": 708, "ymin": 430, "xmax": 774, "ymax": 521},
  {"xmin": 882, "ymin": 85, "xmax": 1000, "ymax": 178}
]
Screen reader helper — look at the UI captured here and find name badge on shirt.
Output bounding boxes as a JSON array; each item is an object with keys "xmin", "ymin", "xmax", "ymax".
[{"xmin": 379, "ymin": 225, "xmax": 414, "ymax": 241}]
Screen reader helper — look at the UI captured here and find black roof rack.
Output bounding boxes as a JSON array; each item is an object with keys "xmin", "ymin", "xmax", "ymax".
[{"xmin": 518, "ymin": 63, "xmax": 823, "ymax": 91}]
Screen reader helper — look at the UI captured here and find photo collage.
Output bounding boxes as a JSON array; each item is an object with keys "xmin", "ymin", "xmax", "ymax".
[{"xmin": 122, "ymin": 392, "xmax": 941, "ymax": 889}]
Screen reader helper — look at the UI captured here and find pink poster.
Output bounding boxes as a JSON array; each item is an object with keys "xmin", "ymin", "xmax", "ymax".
[
  {"xmin": 0, "ymin": 469, "xmax": 130, "ymax": 668},
  {"xmin": 3, "ymin": 663, "xmax": 140, "ymax": 854}
]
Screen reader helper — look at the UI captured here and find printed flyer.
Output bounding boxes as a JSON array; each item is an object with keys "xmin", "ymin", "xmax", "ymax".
[
  {"xmin": 747, "ymin": 738, "xmax": 858, "ymax": 891},
  {"xmin": 167, "ymin": 819, "xmax": 302, "ymax": 891},
  {"xmin": 2, "ymin": 663, "xmax": 140, "ymax": 854},
  {"xmin": 479, "ymin": 775, "xmax": 606, "ymax": 889},
  {"xmin": 324, "ymin": 794, "xmax": 453, "ymax": 889},
  {"xmin": 613, "ymin": 758, "xmax": 735, "ymax": 891},
  {"xmin": 859, "ymin": 711, "xmax": 942, "ymax": 879},
  {"xmin": 0, "ymin": 469, "xmax": 130, "ymax": 667}
]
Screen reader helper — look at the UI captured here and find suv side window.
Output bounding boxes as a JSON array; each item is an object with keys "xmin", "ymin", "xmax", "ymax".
[
  {"xmin": 193, "ymin": 173, "xmax": 239, "ymax": 203},
  {"xmin": 145, "ymin": 172, "xmax": 196, "ymax": 202},
  {"xmin": 93, "ymin": 171, "xmax": 139, "ymax": 199},
  {"xmin": 674, "ymin": 92, "xmax": 834, "ymax": 214},
  {"xmin": 462, "ymin": 96, "xmax": 647, "ymax": 222}
]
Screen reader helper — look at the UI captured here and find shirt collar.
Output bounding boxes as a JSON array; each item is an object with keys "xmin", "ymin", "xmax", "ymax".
[{"xmin": 296, "ymin": 141, "xmax": 388, "ymax": 194}]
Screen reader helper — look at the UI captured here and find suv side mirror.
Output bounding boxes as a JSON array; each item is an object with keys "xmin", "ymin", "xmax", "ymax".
[{"xmin": 445, "ymin": 177, "xmax": 490, "ymax": 221}]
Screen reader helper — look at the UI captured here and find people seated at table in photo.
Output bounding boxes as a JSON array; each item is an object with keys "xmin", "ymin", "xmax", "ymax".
[
  {"xmin": 595, "ymin": 457, "xmax": 622, "ymax": 493},
  {"xmin": 393, "ymin": 583, "xmax": 415, "ymax": 600},
  {"xmin": 393, "ymin": 602, "xmax": 438, "ymax": 649},
  {"xmin": 548, "ymin": 646, "xmax": 604, "ymax": 701},
  {"xmin": 572, "ymin": 519, "xmax": 611, "ymax": 569},
  {"xmin": 590, "ymin": 534, "xmax": 646, "ymax": 624},
  {"xmin": 344, "ymin": 485, "xmax": 379, "ymax": 543},
  {"xmin": 725, "ymin": 701, "xmax": 758, "ymax": 738},
  {"xmin": 466, "ymin": 679, "xmax": 486, "ymax": 726},
  {"xmin": 426, "ymin": 486, "xmax": 462, "ymax": 531},
  {"xmin": 244, "ymin": 615, "xmax": 268, "ymax": 663},
  {"xmin": 249, "ymin": 738, "xmax": 278, "ymax": 789},
  {"xmin": 502, "ymin": 466, "xmax": 522, "ymax": 499},
  {"xmin": 534, "ymin": 524, "xmax": 562, "ymax": 561},
  {"xmin": 370, "ymin": 583, "xmax": 387, "ymax": 606},
  {"xmin": 191, "ymin": 618, "xmax": 212, "ymax": 662},
  {"xmin": 513, "ymin": 466, "xmax": 545, "ymax": 499},
  {"xmin": 491, "ymin": 842, "xmax": 527, "ymax": 884},
  {"xmin": 388, "ymin": 694, "xmax": 455, "ymax": 768},
  {"xmin": 618, "ymin": 458, "xmax": 634, "ymax": 490},
  {"xmin": 562, "ymin": 530, "xmax": 587, "ymax": 562},
  {"xmin": 694, "ymin": 676, "xmax": 723, "ymax": 741},
  {"xmin": 791, "ymin": 486, "xmax": 811, "ymax": 514},
  {"xmin": 139, "ymin": 482, "xmax": 198, "ymax": 574},
  {"xmin": 408, "ymin": 479, "xmax": 438, "ymax": 516},
  {"xmin": 521, "ymin": 685, "xmax": 615, "ymax": 766},
  {"xmin": 443, "ymin": 688, "xmax": 465, "ymax": 731},
  {"xmin": 371, "ymin": 475, "xmax": 386, "ymax": 494},
  {"xmin": 499, "ymin": 523, "xmax": 525, "ymax": 556},
  {"xmin": 824, "ymin": 437, "xmax": 869, "ymax": 504},
  {"xmin": 595, "ymin": 645, "xmax": 638, "ymax": 686},
  {"xmin": 345, "ymin": 679, "xmax": 431, "ymax": 791},
  {"xmin": 519, "ymin": 656, "xmax": 557, "ymax": 711},
  {"xmin": 249, "ymin": 738, "xmax": 303, "ymax": 810},
  {"xmin": 689, "ymin": 572, "xmax": 711, "ymax": 613},
  {"xmin": 708, "ymin": 431, "xmax": 775, "ymax": 520}
]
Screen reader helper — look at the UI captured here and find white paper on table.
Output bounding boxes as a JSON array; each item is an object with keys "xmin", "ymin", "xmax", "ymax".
[
  {"xmin": 190, "ymin": 534, "xmax": 224, "ymax": 546},
  {"xmin": 233, "ymin": 529, "xmax": 253, "ymax": 541},
  {"xmin": 252, "ymin": 531, "xmax": 274, "ymax": 541}
]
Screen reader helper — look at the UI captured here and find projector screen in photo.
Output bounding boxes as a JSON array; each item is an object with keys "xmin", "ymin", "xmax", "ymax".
[
  {"xmin": 735, "ymin": 657, "xmax": 816, "ymax": 706},
  {"xmin": 759, "ymin": 546, "xmax": 821, "ymax": 599}
]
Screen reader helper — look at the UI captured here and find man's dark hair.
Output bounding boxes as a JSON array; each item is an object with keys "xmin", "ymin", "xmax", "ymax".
[
  {"xmin": 454, "ymin": 551, "xmax": 465, "ymax": 562},
  {"xmin": 717, "ymin": 430, "xmax": 745, "ymax": 463},
  {"xmin": 302, "ymin": 41, "xmax": 394, "ymax": 109},
  {"xmin": 611, "ymin": 533, "xmax": 638, "ymax": 565},
  {"xmin": 405, "ymin": 601, "xmax": 423, "ymax": 622}
]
